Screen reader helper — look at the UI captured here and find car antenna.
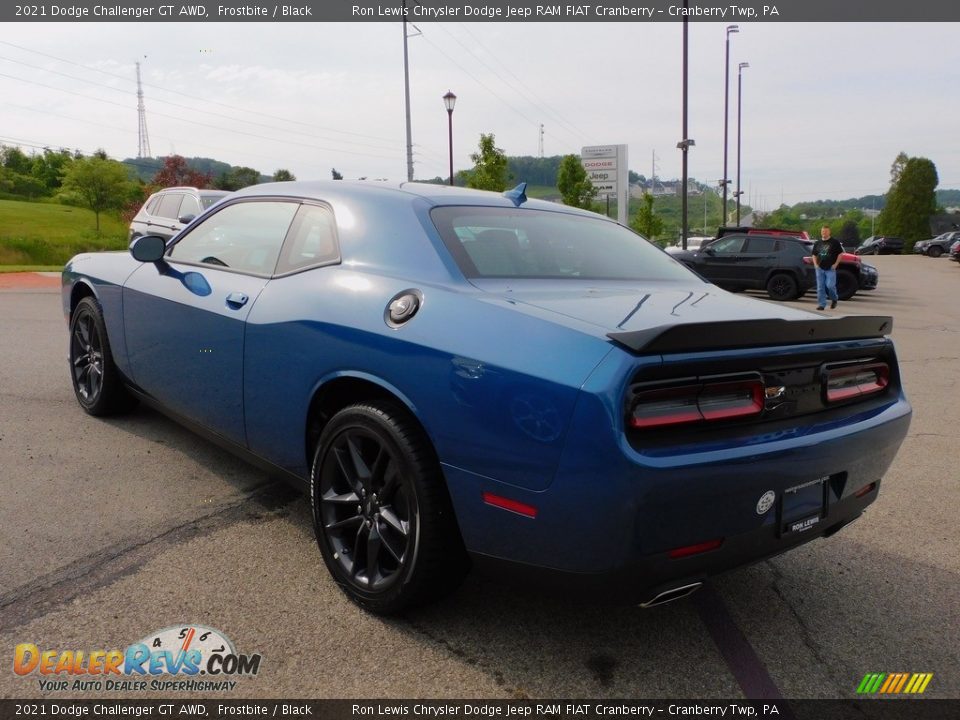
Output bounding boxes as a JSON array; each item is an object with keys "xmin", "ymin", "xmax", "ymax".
[{"xmin": 503, "ymin": 182, "xmax": 528, "ymax": 207}]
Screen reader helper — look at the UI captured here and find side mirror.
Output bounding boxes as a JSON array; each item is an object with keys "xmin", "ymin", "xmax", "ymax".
[
  {"xmin": 178, "ymin": 214, "xmax": 196, "ymax": 224},
  {"xmin": 703, "ymin": 247, "xmax": 716, "ymax": 256},
  {"xmin": 130, "ymin": 235, "xmax": 167, "ymax": 263}
]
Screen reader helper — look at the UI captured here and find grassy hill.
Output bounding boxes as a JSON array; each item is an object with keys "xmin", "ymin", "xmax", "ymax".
[{"xmin": 0, "ymin": 199, "xmax": 128, "ymax": 267}]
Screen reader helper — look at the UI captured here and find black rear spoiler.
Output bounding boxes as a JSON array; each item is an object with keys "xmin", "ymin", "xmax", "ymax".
[{"xmin": 607, "ymin": 315, "xmax": 893, "ymax": 354}]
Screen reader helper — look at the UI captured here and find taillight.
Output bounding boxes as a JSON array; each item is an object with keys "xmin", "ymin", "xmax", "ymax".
[
  {"xmin": 823, "ymin": 362, "xmax": 889, "ymax": 403},
  {"xmin": 629, "ymin": 376, "xmax": 764, "ymax": 429}
]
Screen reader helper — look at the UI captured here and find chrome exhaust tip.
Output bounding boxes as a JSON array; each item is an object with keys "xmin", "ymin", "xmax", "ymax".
[{"xmin": 639, "ymin": 581, "xmax": 703, "ymax": 608}]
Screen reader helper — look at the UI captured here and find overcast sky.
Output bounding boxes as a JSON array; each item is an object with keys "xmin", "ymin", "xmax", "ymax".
[{"xmin": 2, "ymin": 21, "xmax": 958, "ymax": 208}]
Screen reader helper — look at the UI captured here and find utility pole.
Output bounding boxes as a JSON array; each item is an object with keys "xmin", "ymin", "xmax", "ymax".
[
  {"xmin": 538, "ymin": 124, "xmax": 544, "ymax": 158},
  {"xmin": 402, "ymin": 4, "xmax": 414, "ymax": 182}
]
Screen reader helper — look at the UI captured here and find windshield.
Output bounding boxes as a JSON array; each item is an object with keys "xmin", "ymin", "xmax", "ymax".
[{"xmin": 431, "ymin": 206, "xmax": 693, "ymax": 281}]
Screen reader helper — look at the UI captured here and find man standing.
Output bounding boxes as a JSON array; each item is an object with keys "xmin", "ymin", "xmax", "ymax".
[{"xmin": 812, "ymin": 225, "xmax": 844, "ymax": 310}]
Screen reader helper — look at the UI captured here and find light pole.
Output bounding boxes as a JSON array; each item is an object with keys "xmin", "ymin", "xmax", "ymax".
[
  {"xmin": 735, "ymin": 62, "xmax": 749, "ymax": 225},
  {"xmin": 677, "ymin": 4, "xmax": 694, "ymax": 249},
  {"xmin": 722, "ymin": 24, "xmax": 739, "ymax": 226},
  {"xmin": 443, "ymin": 90, "xmax": 456, "ymax": 186}
]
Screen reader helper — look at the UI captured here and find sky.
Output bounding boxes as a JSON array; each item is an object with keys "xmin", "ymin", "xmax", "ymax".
[{"xmin": 2, "ymin": 20, "xmax": 959, "ymax": 209}]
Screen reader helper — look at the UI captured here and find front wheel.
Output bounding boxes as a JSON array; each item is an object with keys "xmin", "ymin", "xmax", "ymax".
[
  {"xmin": 766, "ymin": 273, "xmax": 798, "ymax": 301},
  {"xmin": 836, "ymin": 269, "xmax": 858, "ymax": 301},
  {"xmin": 928, "ymin": 246, "xmax": 943, "ymax": 258},
  {"xmin": 310, "ymin": 402, "xmax": 467, "ymax": 614},
  {"xmin": 69, "ymin": 297, "xmax": 138, "ymax": 416}
]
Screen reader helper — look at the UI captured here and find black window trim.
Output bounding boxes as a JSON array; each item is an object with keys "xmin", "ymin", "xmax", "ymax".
[{"xmin": 163, "ymin": 196, "xmax": 342, "ymax": 279}]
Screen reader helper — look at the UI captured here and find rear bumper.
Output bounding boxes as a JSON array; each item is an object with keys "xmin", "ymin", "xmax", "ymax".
[{"xmin": 445, "ymin": 388, "xmax": 911, "ymax": 602}]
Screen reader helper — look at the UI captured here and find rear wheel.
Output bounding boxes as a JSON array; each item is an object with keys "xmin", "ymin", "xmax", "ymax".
[
  {"xmin": 310, "ymin": 402, "xmax": 467, "ymax": 614},
  {"xmin": 836, "ymin": 269, "xmax": 858, "ymax": 301},
  {"xmin": 69, "ymin": 297, "xmax": 138, "ymax": 416},
  {"xmin": 766, "ymin": 273, "xmax": 798, "ymax": 301},
  {"xmin": 928, "ymin": 246, "xmax": 943, "ymax": 258}
]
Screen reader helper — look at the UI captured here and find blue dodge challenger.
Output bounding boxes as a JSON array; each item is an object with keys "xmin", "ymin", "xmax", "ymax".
[{"xmin": 62, "ymin": 181, "xmax": 911, "ymax": 614}]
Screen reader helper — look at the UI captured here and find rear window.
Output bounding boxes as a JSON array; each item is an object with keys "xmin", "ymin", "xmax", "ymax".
[{"xmin": 431, "ymin": 206, "xmax": 692, "ymax": 281}]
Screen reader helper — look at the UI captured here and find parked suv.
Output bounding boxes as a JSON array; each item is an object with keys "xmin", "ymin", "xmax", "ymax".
[
  {"xmin": 670, "ymin": 233, "xmax": 814, "ymax": 300},
  {"xmin": 914, "ymin": 231, "xmax": 960, "ymax": 258},
  {"xmin": 715, "ymin": 226, "xmax": 872, "ymax": 300},
  {"xmin": 129, "ymin": 187, "xmax": 229, "ymax": 242},
  {"xmin": 856, "ymin": 235, "xmax": 904, "ymax": 255}
]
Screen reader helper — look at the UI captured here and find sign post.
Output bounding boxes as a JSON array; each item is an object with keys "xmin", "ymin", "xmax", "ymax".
[{"xmin": 581, "ymin": 144, "xmax": 629, "ymax": 225}]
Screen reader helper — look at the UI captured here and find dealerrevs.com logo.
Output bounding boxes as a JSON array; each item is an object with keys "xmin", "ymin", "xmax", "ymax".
[{"xmin": 13, "ymin": 625, "xmax": 262, "ymax": 693}]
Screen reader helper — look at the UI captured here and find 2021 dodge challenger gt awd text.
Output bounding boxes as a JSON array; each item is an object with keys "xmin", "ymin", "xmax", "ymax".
[{"xmin": 63, "ymin": 181, "xmax": 911, "ymax": 614}]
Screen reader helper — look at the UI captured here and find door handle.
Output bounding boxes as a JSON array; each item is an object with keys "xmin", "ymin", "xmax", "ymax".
[{"xmin": 226, "ymin": 292, "xmax": 249, "ymax": 308}]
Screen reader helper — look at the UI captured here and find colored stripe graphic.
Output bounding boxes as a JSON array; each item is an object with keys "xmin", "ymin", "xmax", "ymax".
[{"xmin": 857, "ymin": 673, "xmax": 933, "ymax": 694}]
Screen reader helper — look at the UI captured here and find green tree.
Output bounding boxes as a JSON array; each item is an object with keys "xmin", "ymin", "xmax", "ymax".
[
  {"xmin": 331, "ymin": 168, "xmax": 343, "ymax": 180},
  {"xmin": 556, "ymin": 155, "xmax": 597, "ymax": 209},
  {"xmin": 465, "ymin": 133, "xmax": 510, "ymax": 192},
  {"xmin": 889, "ymin": 151, "xmax": 909, "ymax": 187},
  {"xmin": 61, "ymin": 156, "xmax": 134, "ymax": 232},
  {"xmin": 217, "ymin": 166, "xmax": 262, "ymax": 191},
  {"xmin": 630, "ymin": 192, "xmax": 664, "ymax": 241},
  {"xmin": 878, "ymin": 155, "xmax": 938, "ymax": 247},
  {"xmin": 31, "ymin": 148, "xmax": 74, "ymax": 194},
  {"xmin": 272, "ymin": 169, "xmax": 296, "ymax": 181},
  {"xmin": 1, "ymin": 145, "xmax": 33, "ymax": 175}
]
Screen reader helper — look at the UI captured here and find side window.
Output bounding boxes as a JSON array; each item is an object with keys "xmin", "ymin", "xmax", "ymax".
[
  {"xmin": 169, "ymin": 201, "xmax": 299, "ymax": 275},
  {"xmin": 710, "ymin": 236, "xmax": 746, "ymax": 254},
  {"xmin": 179, "ymin": 195, "xmax": 202, "ymax": 220},
  {"xmin": 745, "ymin": 236, "xmax": 777, "ymax": 253},
  {"xmin": 275, "ymin": 204, "xmax": 340, "ymax": 274},
  {"xmin": 143, "ymin": 195, "xmax": 162, "ymax": 215},
  {"xmin": 156, "ymin": 193, "xmax": 185, "ymax": 220}
]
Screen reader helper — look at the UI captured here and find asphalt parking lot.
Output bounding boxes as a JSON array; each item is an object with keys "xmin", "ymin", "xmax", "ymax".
[{"xmin": 0, "ymin": 256, "xmax": 957, "ymax": 700}]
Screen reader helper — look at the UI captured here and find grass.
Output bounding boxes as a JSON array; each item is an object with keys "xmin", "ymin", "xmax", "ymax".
[
  {"xmin": 0, "ymin": 264, "xmax": 63, "ymax": 273},
  {"xmin": 0, "ymin": 199, "xmax": 128, "ymax": 266}
]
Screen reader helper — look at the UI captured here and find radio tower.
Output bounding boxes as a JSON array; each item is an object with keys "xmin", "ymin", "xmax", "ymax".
[
  {"xmin": 136, "ymin": 61, "xmax": 151, "ymax": 159},
  {"xmin": 538, "ymin": 124, "xmax": 544, "ymax": 158}
]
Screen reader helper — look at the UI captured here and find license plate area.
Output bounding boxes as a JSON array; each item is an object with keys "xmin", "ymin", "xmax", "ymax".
[{"xmin": 780, "ymin": 476, "xmax": 828, "ymax": 536}]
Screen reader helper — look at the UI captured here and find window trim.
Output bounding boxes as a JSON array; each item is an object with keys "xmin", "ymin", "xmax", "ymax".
[{"xmin": 164, "ymin": 196, "xmax": 342, "ymax": 279}]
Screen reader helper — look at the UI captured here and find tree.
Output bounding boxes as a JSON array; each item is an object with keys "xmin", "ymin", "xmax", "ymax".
[
  {"xmin": 31, "ymin": 148, "xmax": 74, "ymax": 194},
  {"xmin": 152, "ymin": 155, "xmax": 212, "ymax": 188},
  {"xmin": 465, "ymin": 133, "xmax": 510, "ymax": 192},
  {"xmin": 217, "ymin": 166, "xmax": 262, "ymax": 191},
  {"xmin": 272, "ymin": 169, "xmax": 296, "ymax": 182},
  {"xmin": 889, "ymin": 151, "xmax": 909, "ymax": 187},
  {"xmin": 630, "ymin": 192, "xmax": 664, "ymax": 241},
  {"xmin": 331, "ymin": 168, "xmax": 343, "ymax": 180},
  {"xmin": 1, "ymin": 145, "xmax": 33, "ymax": 175},
  {"xmin": 839, "ymin": 219, "xmax": 860, "ymax": 244},
  {"xmin": 556, "ymin": 155, "xmax": 597, "ymax": 210},
  {"xmin": 61, "ymin": 156, "xmax": 134, "ymax": 231},
  {"xmin": 878, "ymin": 155, "xmax": 938, "ymax": 247}
]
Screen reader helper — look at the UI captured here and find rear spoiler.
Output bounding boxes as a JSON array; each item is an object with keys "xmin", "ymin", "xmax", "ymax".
[{"xmin": 607, "ymin": 315, "xmax": 893, "ymax": 354}]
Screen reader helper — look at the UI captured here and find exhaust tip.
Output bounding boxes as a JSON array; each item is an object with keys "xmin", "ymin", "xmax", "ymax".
[{"xmin": 639, "ymin": 582, "xmax": 703, "ymax": 608}]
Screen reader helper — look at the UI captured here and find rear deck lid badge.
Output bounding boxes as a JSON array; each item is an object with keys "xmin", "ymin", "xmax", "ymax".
[{"xmin": 757, "ymin": 491, "xmax": 776, "ymax": 515}]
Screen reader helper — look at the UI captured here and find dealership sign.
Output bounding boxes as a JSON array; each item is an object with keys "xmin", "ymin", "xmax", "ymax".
[{"xmin": 582, "ymin": 144, "xmax": 628, "ymax": 224}]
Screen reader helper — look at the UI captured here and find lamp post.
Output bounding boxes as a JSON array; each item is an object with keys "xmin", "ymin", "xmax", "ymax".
[
  {"xmin": 677, "ymin": 3, "xmax": 693, "ymax": 249},
  {"xmin": 443, "ymin": 90, "xmax": 456, "ymax": 186},
  {"xmin": 722, "ymin": 24, "xmax": 739, "ymax": 226},
  {"xmin": 735, "ymin": 62, "xmax": 749, "ymax": 226}
]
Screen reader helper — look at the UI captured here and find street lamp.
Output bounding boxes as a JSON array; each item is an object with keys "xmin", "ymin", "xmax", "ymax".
[
  {"xmin": 722, "ymin": 24, "xmax": 739, "ymax": 226},
  {"xmin": 443, "ymin": 90, "xmax": 456, "ymax": 186},
  {"xmin": 735, "ymin": 62, "xmax": 749, "ymax": 225}
]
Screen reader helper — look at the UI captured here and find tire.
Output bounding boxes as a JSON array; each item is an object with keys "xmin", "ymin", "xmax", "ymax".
[
  {"xmin": 928, "ymin": 246, "xmax": 943, "ymax": 258},
  {"xmin": 310, "ymin": 402, "xmax": 467, "ymax": 614},
  {"xmin": 836, "ymin": 269, "xmax": 858, "ymax": 301},
  {"xmin": 766, "ymin": 273, "xmax": 798, "ymax": 301},
  {"xmin": 68, "ymin": 297, "xmax": 138, "ymax": 416}
]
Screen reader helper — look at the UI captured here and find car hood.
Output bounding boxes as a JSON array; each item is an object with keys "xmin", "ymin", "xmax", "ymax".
[{"xmin": 469, "ymin": 279, "xmax": 816, "ymax": 337}]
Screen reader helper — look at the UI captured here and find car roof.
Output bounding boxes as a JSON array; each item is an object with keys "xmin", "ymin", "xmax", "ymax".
[{"xmin": 228, "ymin": 180, "xmax": 604, "ymax": 217}]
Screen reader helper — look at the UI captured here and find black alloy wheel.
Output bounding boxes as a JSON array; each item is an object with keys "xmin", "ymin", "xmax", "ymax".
[
  {"xmin": 928, "ymin": 246, "xmax": 943, "ymax": 258},
  {"xmin": 766, "ymin": 273, "xmax": 798, "ymax": 301},
  {"xmin": 311, "ymin": 402, "xmax": 466, "ymax": 614},
  {"xmin": 68, "ymin": 297, "xmax": 137, "ymax": 416}
]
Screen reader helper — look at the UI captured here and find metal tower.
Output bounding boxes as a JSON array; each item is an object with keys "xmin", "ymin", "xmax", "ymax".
[
  {"xmin": 136, "ymin": 61, "xmax": 151, "ymax": 159},
  {"xmin": 538, "ymin": 124, "xmax": 544, "ymax": 158}
]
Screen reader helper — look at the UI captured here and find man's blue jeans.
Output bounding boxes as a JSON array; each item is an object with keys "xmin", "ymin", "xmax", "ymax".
[{"xmin": 816, "ymin": 266, "xmax": 838, "ymax": 308}]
